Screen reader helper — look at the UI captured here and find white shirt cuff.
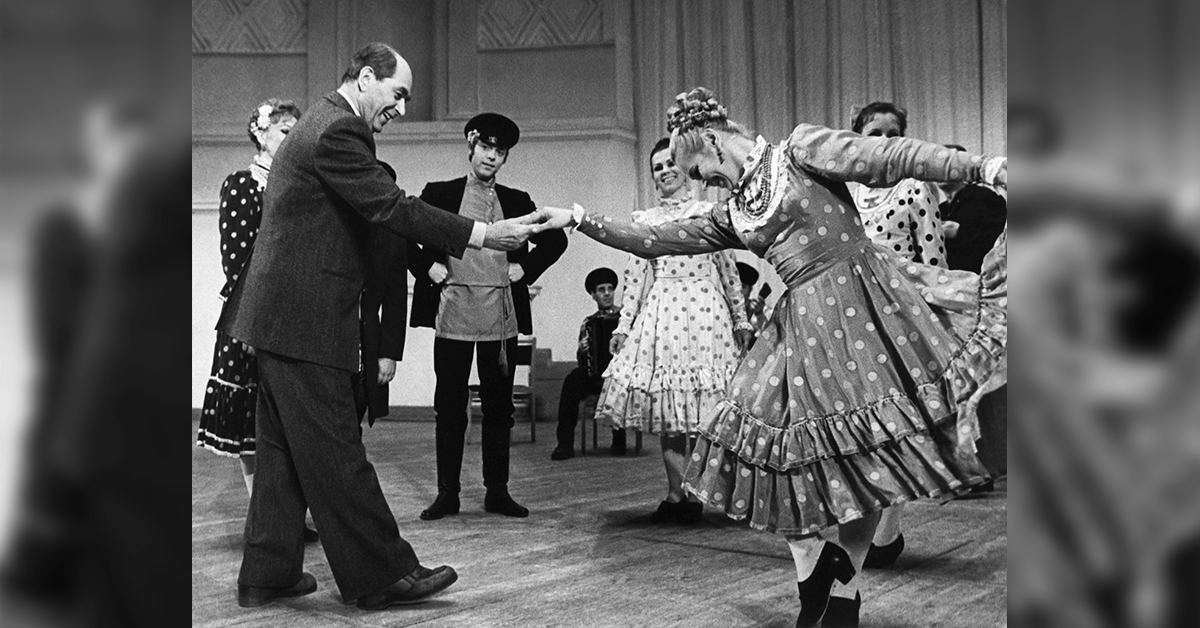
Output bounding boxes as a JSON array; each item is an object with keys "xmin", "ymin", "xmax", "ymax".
[
  {"xmin": 570, "ymin": 203, "xmax": 586, "ymax": 232},
  {"xmin": 468, "ymin": 221, "xmax": 487, "ymax": 249}
]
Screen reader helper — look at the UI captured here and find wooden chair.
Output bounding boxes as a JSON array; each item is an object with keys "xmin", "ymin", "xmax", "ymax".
[
  {"xmin": 577, "ymin": 393, "xmax": 641, "ymax": 455},
  {"xmin": 468, "ymin": 336, "xmax": 537, "ymax": 443}
]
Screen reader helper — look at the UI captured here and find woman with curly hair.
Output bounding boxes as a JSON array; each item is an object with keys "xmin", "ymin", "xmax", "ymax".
[{"xmin": 538, "ymin": 87, "xmax": 1006, "ymax": 627}]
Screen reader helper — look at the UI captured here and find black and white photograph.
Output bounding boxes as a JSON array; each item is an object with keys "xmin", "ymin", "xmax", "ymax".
[{"xmin": 0, "ymin": 0, "xmax": 1198, "ymax": 627}]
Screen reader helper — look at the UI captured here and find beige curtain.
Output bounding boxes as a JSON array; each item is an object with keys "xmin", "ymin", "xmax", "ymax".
[{"xmin": 631, "ymin": 0, "xmax": 1008, "ymax": 208}]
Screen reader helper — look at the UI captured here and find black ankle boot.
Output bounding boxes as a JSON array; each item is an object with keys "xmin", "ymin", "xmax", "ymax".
[
  {"xmin": 795, "ymin": 543, "xmax": 855, "ymax": 628},
  {"xmin": 822, "ymin": 592, "xmax": 861, "ymax": 627},
  {"xmin": 863, "ymin": 533, "xmax": 904, "ymax": 568},
  {"xmin": 419, "ymin": 492, "xmax": 460, "ymax": 520}
]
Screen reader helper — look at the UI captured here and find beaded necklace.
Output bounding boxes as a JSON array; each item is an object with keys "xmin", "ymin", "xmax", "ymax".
[{"xmin": 736, "ymin": 143, "xmax": 775, "ymax": 220}]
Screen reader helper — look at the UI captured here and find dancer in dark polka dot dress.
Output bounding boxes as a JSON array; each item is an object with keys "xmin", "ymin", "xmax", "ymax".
[
  {"xmin": 849, "ymin": 102, "xmax": 949, "ymax": 270},
  {"xmin": 199, "ymin": 99, "xmax": 314, "ymax": 546},
  {"xmin": 538, "ymin": 88, "xmax": 1007, "ymax": 627}
]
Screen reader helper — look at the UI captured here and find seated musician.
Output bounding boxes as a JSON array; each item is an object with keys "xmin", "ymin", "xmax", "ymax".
[{"xmin": 551, "ymin": 268, "xmax": 622, "ymax": 460}]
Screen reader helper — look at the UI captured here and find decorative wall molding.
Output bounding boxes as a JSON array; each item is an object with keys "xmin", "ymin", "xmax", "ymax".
[
  {"xmin": 477, "ymin": 0, "xmax": 607, "ymax": 50},
  {"xmin": 193, "ymin": 0, "xmax": 308, "ymax": 54},
  {"xmin": 193, "ymin": 117, "xmax": 637, "ymax": 147}
]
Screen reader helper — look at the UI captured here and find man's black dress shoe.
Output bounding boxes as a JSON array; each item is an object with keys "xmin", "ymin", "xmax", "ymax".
[
  {"xmin": 550, "ymin": 447, "xmax": 574, "ymax": 461},
  {"xmin": 302, "ymin": 527, "xmax": 319, "ymax": 543},
  {"xmin": 356, "ymin": 565, "xmax": 458, "ymax": 610},
  {"xmin": 863, "ymin": 533, "xmax": 904, "ymax": 569},
  {"xmin": 237, "ymin": 572, "xmax": 318, "ymax": 608},
  {"xmin": 484, "ymin": 491, "xmax": 529, "ymax": 517},
  {"xmin": 419, "ymin": 493, "xmax": 460, "ymax": 520}
]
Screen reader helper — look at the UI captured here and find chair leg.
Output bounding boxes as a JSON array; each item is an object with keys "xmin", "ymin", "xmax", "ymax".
[
  {"xmin": 530, "ymin": 399, "xmax": 536, "ymax": 443},
  {"xmin": 634, "ymin": 430, "xmax": 642, "ymax": 454}
]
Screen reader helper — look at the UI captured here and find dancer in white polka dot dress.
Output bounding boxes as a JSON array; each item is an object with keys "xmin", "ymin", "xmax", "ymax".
[
  {"xmin": 198, "ymin": 99, "xmax": 305, "ymax": 502},
  {"xmin": 597, "ymin": 137, "xmax": 753, "ymax": 525},
  {"xmin": 538, "ymin": 88, "xmax": 1006, "ymax": 627}
]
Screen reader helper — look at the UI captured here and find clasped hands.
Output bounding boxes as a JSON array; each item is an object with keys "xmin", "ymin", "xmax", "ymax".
[{"xmin": 479, "ymin": 205, "xmax": 580, "ymax": 251}]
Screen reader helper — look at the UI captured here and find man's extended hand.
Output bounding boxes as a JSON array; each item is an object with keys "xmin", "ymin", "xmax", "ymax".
[
  {"xmin": 482, "ymin": 213, "xmax": 545, "ymax": 251},
  {"xmin": 377, "ymin": 357, "xmax": 396, "ymax": 385},
  {"xmin": 507, "ymin": 263, "xmax": 525, "ymax": 282},
  {"xmin": 537, "ymin": 206, "xmax": 577, "ymax": 230}
]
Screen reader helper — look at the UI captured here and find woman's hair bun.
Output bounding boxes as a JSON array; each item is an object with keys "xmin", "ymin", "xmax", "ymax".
[{"xmin": 666, "ymin": 87, "xmax": 728, "ymax": 134}]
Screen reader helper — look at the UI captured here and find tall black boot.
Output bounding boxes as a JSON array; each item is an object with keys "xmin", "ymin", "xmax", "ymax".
[
  {"xmin": 482, "ymin": 417, "xmax": 528, "ymax": 517},
  {"xmin": 421, "ymin": 420, "xmax": 464, "ymax": 520}
]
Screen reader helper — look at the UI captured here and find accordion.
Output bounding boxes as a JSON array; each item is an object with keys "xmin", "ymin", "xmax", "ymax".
[{"xmin": 584, "ymin": 316, "xmax": 619, "ymax": 378}]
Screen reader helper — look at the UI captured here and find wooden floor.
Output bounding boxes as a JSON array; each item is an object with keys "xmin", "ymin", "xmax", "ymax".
[{"xmin": 192, "ymin": 416, "xmax": 1006, "ymax": 628}]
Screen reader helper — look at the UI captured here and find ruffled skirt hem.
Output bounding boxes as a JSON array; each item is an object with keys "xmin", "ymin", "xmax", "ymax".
[{"xmin": 682, "ymin": 228, "xmax": 1007, "ymax": 534}]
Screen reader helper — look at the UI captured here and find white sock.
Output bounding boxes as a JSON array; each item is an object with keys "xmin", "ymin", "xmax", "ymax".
[{"xmin": 786, "ymin": 536, "xmax": 826, "ymax": 582}]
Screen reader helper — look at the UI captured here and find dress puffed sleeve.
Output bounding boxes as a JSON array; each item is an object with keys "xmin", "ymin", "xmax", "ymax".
[
  {"xmin": 218, "ymin": 172, "xmax": 259, "ymax": 285},
  {"xmin": 784, "ymin": 123, "xmax": 1002, "ymax": 189},
  {"xmin": 614, "ymin": 253, "xmax": 652, "ymax": 337},
  {"xmin": 909, "ymin": 181, "xmax": 949, "ymax": 268},
  {"xmin": 712, "ymin": 250, "xmax": 751, "ymax": 330},
  {"xmin": 577, "ymin": 200, "xmax": 745, "ymax": 259}
]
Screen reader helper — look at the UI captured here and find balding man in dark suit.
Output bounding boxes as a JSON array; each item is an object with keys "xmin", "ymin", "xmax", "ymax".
[{"xmin": 218, "ymin": 42, "xmax": 543, "ymax": 611}]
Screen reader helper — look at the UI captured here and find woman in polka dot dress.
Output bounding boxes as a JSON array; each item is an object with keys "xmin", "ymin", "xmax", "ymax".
[
  {"xmin": 597, "ymin": 137, "xmax": 754, "ymax": 525},
  {"xmin": 198, "ymin": 99, "xmax": 301, "ymax": 495},
  {"xmin": 541, "ymin": 87, "xmax": 1006, "ymax": 627},
  {"xmin": 848, "ymin": 102, "xmax": 949, "ymax": 270}
]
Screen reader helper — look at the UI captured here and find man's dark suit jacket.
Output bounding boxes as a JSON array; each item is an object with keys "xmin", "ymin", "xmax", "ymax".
[
  {"xmin": 219, "ymin": 91, "xmax": 475, "ymax": 372},
  {"xmin": 358, "ymin": 227, "xmax": 407, "ymax": 425},
  {"xmin": 408, "ymin": 177, "xmax": 567, "ymax": 334},
  {"xmin": 941, "ymin": 184, "xmax": 1007, "ymax": 274}
]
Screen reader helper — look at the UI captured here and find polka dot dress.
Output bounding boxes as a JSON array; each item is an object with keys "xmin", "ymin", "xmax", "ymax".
[
  {"xmin": 851, "ymin": 179, "xmax": 948, "ymax": 268},
  {"xmin": 596, "ymin": 198, "xmax": 749, "ymax": 435},
  {"xmin": 198, "ymin": 170, "xmax": 263, "ymax": 457},
  {"xmin": 578, "ymin": 124, "xmax": 1006, "ymax": 535}
]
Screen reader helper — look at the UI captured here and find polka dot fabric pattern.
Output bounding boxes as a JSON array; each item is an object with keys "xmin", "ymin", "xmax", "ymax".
[
  {"xmin": 683, "ymin": 233, "xmax": 1006, "ymax": 534},
  {"xmin": 597, "ymin": 200, "xmax": 748, "ymax": 435},
  {"xmin": 199, "ymin": 170, "xmax": 264, "ymax": 457},
  {"xmin": 578, "ymin": 123, "xmax": 1006, "ymax": 535},
  {"xmin": 198, "ymin": 331, "xmax": 258, "ymax": 456},
  {"xmin": 852, "ymin": 179, "xmax": 948, "ymax": 268}
]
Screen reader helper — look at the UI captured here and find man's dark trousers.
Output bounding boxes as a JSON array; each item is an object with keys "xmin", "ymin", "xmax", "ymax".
[
  {"xmin": 238, "ymin": 350, "xmax": 419, "ymax": 601},
  {"xmin": 432, "ymin": 336, "xmax": 519, "ymax": 493},
  {"xmin": 555, "ymin": 368, "xmax": 601, "ymax": 449}
]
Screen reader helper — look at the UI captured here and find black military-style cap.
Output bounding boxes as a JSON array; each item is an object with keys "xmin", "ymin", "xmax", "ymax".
[
  {"xmin": 464, "ymin": 112, "xmax": 520, "ymax": 150},
  {"xmin": 585, "ymin": 267, "xmax": 618, "ymax": 293}
]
